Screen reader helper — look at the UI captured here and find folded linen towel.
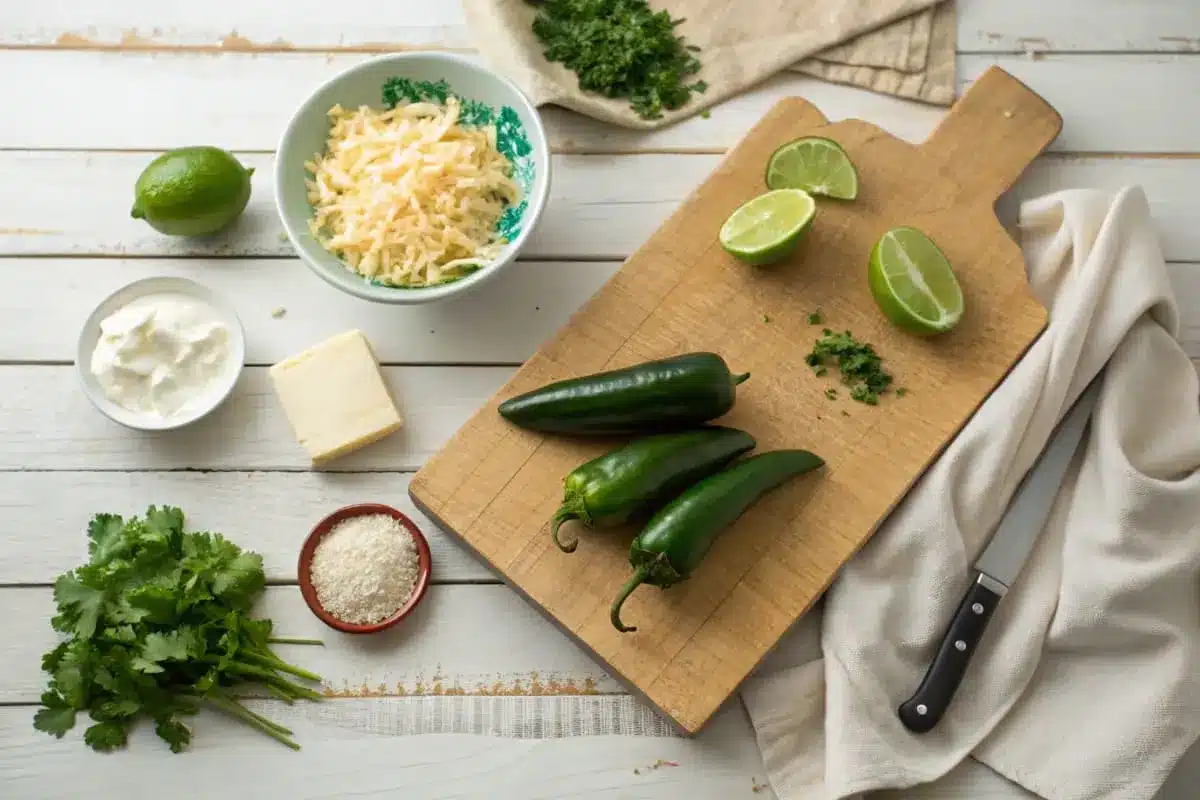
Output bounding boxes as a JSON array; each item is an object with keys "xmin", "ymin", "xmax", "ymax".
[
  {"xmin": 461, "ymin": 0, "xmax": 956, "ymax": 131},
  {"xmin": 741, "ymin": 187, "xmax": 1200, "ymax": 799}
]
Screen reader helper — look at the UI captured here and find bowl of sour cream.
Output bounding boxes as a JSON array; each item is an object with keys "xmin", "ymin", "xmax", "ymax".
[{"xmin": 76, "ymin": 276, "xmax": 246, "ymax": 431}]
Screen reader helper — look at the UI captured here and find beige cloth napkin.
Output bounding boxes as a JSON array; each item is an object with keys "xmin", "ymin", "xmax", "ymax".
[
  {"xmin": 740, "ymin": 187, "xmax": 1200, "ymax": 799},
  {"xmin": 461, "ymin": 0, "xmax": 957, "ymax": 130}
]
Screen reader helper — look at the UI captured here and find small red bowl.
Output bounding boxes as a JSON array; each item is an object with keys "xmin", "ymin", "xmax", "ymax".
[{"xmin": 297, "ymin": 503, "xmax": 432, "ymax": 634}]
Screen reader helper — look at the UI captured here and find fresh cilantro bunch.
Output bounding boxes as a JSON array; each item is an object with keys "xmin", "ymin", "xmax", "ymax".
[
  {"xmin": 35, "ymin": 506, "xmax": 323, "ymax": 753},
  {"xmin": 806, "ymin": 328, "xmax": 894, "ymax": 405},
  {"xmin": 529, "ymin": 0, "xmax": 707, "ymax": 121}
]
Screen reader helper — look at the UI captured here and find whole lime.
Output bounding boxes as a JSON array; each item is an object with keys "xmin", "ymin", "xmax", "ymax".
[{"xmin": 131, "ymin": 146, "xmax": 254, "ymax": 236}]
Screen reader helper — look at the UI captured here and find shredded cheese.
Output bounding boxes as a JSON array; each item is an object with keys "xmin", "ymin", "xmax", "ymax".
[{"xmin": 304, "ymin": 97, "xmax": 522, "ymax": 287}]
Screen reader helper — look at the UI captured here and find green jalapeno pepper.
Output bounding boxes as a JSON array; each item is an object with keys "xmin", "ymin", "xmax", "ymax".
[
  {"xmin": 498, "ymin": 352, "xmax": 750, "ymax": 436},
  {"xmin": 550, "ymin": 426, "xmax": 756, "ymax": 553},
  {"xmin": 610, "ymin": 449, "xmax": 825, "ymax": 633}
]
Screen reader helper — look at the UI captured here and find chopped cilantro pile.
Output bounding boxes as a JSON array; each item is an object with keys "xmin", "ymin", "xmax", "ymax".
[
  {"xmin": 529, "ymin": 0, "xmax": 707, "ymax": 120},
  {"xmin": 806, "ymin": 328, "xmax": 894, "ymax": 405},
  {"xmin": 34, "ymin": 506, "xmax": 323, "ymax": 753}
]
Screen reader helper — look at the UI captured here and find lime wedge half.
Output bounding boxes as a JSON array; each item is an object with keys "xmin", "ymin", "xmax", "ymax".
[
  {"xmin": 719, "ymin": 189, "xmax": 816, "ymax": 266},
  {"xmin": 765, "ymin": 137, "xmax": 858, "ymax": 200},
  {"xmin": 868, "ymin": 227, "xmax": 964, "ymax": 334}
]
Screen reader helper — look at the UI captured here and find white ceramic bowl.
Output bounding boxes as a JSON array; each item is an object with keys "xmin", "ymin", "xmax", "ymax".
[
  {"xmin": 76, "ymin": 276, "xmax": 246, "ymax": 431},
  {"xmin": 275, "ymin": 52, "xmax": 552, "ymax": 305}
]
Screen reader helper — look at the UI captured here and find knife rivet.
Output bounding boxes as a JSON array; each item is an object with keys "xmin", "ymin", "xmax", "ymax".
[
  {"xmin": 955, "ymin": 640, "xmax": 967, "ymax": 651},
  {"xmin": 972, "ymin": 603, "xmax": 984, "ymax": 614},
  {"xmin": 916, "ymin": 704, "xmax": 928, "ymax": 715}
]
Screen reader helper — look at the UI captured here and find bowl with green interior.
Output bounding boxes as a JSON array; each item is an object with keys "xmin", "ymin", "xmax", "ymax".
[{"xmin": 275, "ymin": 52, "xmax": 551, "ymax": 305}]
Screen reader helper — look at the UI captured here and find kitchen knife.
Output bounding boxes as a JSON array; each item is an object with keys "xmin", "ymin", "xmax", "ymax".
[{"xmin": 897, "ymin": 376, "xmax": 1102, "ymax": 734}]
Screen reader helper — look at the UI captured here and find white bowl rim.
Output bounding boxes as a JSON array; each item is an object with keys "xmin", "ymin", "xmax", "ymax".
[
  {"xmin": 274, "ymin": 50, "xmax": 553, "ymax": 305},
  {"xmin": 75, "ymin": 276, "xmax": 247, "ymax": 432}
]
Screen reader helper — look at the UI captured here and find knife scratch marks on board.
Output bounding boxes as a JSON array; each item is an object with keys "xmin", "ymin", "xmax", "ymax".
[{"xmin": 321, "ymin": 670, "xmax": 607, "ymax": 698}]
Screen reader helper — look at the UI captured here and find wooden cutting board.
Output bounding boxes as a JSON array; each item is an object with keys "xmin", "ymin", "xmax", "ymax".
[{"xmin": 409, "ymin": 66, "xmax": 1061, "ymax": 735}]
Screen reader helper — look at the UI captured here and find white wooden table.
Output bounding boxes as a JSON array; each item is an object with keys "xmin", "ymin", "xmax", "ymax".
[{"xmin": 2, "ymin": 2, "xmax": 1198, "ymax": 797}]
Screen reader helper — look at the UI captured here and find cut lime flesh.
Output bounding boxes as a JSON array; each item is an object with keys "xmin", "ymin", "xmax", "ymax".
[
  {"xmin": 868, "ymin": 227, "xmax": 963, "ymax": 334},
  {"xmin": 766, "ymin": 137, "xmax": 858, "ymax": 200},
  {"xmin": 719, "ymin": 189, "xmax": 816, "ymax": 266}
]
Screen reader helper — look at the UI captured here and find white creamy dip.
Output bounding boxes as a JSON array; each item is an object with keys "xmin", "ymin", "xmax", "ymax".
[{"xmin": 89, "ymin": 293, "xmax": 234, "ymax": 419}]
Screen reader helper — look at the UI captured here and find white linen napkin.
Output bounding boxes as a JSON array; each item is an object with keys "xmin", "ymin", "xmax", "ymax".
[{"xmin": 741, "ymin": 187, "xmax": 1200, "ymax": 800}]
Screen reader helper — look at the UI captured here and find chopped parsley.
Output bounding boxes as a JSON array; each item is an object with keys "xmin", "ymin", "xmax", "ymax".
[
  {"xmin": 806, "ymin": 328, "xmax": 894, "ymax": 405},
  {"xmin": 824, "ymin": 388, "xmax": 838, "ymax": 400},
  {"xmin": 529, "ymin": 0, "xmax": 707, "ymax": 120},
  {"xmin": 763, "ymin": 314, "xmax": 771, "ymax": 323},
  {"xmin": 896, "ymin": 387, "xmax": 908, "ymax": 397},
  {"xmin": 807, "ymin": 310, "xmax": 823, "ymax": 325}
]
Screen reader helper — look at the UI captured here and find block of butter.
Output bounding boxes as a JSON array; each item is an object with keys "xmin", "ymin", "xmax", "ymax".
[{"xmin": 269, "ymin": 330, "xmax": 403, "ymax": 464}]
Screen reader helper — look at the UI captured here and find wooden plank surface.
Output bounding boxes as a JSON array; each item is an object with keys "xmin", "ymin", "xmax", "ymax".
[
  {"xmin": 0, "ymin": 584, "xmax": 822, "ymax": 701},
  {"xmin": 4, "ymin": 0, "xmax": 1195, "ymax": 55},
  {"xmin": 410, "ymin": 71, "xmax": 1059, "ymax": 734},
  {"xmin": 3, "ymin": 1, "xmax": 1199, "ymax": 795},
  {"xmin": 8, "ymin": 260, "xmax": 1200, "ymax": 365},
  {"xmin": 1, "ymin": 51, "xmax": 1198, "ymax": 153},
  {"xmin": 0, "ymin": 365, "xmax": 508, "ymax": 471},
  {"xmin": 5, "ymin": 153, "xmax": 1200, "ymax": 263},
  {"xmin": 0, "ymin": 472, "xmax": 492, "ymax": 584},
  {"xmin": 0, "ymin": 702, "xmax": 774, "ymax": 800}
]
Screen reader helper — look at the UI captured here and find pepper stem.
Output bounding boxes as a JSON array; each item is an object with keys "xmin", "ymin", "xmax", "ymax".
[
  {"xmin": 733, "ymin": 372, "xmax": 750, "ymax": 385},
  {"xmin": 550, "ymin": 508, "xmax": 581, "ymax": 553},
  {"xmin": 610, "ymin": 564, "xmax": 651, "ymax": 633}
]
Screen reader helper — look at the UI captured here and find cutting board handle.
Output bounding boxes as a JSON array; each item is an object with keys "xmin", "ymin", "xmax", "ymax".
[{"xmin": 920, "ymin": 66, "xmax": 1062, "ymax": 205}]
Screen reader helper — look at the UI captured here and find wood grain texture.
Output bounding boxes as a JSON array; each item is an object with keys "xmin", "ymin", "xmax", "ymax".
[
  {"xmin": 0, "ymin": 472, "xmax": 496, "ymax": 584},
  {"xmin": 5, "ymin": 0, "xmax": 1196, "ymax": 54},
  {"xmin": 2, "ymin": 51, "xmax": 1197, "ymax": 154},
  {"xmin": 410, "ymin": 68, "xmax": 1060, "ymax": 734},
  {"xmin": 0, "ymin": 584, "xmax": 822, "ymax": 701},
  {"xmin": 3, "ymin": 0, "xmax": 1195, "ymax": 57},
  {"xmin": 6, "ymin": 152, "xmax": 1200, "ymax": 263},
  {"xmin": 0, "ymin": 365, "xmax": 508, "ymax": 471},
  {"xmin": 9, "ymin": 259, "xmax": 1200, "ymax": 365},
  {"xmin": 0, "ymin": 702, "xmax": 775, "ymax": 800}
]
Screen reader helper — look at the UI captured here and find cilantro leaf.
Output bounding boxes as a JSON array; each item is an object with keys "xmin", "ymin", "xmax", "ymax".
[
  {"xmin": 93, "ymin": 698, "xmax": 141, "ymax": 721},
  {"xmin": 87, "ymin": 513, "xmax": 128, "ymax": 564},
  {"xmin": 41, "ymin": 642, "xmax": 69, "ymax": 674},
  {"xmin": 141, "ymin": 629, "xmax": 198, "ymax": 664},
  {"xmin": 33, "ymin": 692, "xmax": 77, "ymax": 738},
  {"xmin": 211, "ymin": 551, "xmax": 265, "ymax": 606},
  {"xmin": 84, "ymin": 720, "xmax": 129, "ymax": 752},
  {"xmin": 37, "ymin": 505, "xmax": 321, "ymax": 754},
  {"xmin": 154, "ymin": 716, "xmax": 192, "ymax": 753},
  {"xmin": 53, "ymin": 573, "xmax": 106, "ymax": 639}
]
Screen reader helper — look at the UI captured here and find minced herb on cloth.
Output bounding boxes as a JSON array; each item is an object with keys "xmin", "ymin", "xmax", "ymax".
[
  {"xmin": 806, "ymin": 328, "xmax": 894, "ymax": 405},
  {"xmin": 529, "ymin": 0, "xmax": 707, "ymax": 120}
]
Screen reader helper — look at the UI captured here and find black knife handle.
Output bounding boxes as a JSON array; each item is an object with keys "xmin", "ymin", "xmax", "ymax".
[{"xmin": 898, "ymin": 575, "xmax": 1003, "ymax": 733}]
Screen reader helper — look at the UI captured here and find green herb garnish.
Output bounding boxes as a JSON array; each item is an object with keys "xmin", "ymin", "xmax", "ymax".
[
  {"xmin": 807, "ymin": 310, "xmax": 823, "ymax": 325},
  {"xmin": 806, "ymin": 328, "xmax": 894, "ymax": 405},
  {"xmin": 34, "ymin": 507, "xmax": 323, "ymax": 753},
  {"xmin": 824, "ymin": 387, "xmax": 838, "ymax": 400},
  {"xmin": 763, "ymin": 314, "xmax": 771, "ymax": 323},
  {"xmin": 529, "ymin": 0, "xmax": 707, "ymax": 121},
  {"xmin": 896, "ymin": 387, "xmax": 908, "ymax": 397}
]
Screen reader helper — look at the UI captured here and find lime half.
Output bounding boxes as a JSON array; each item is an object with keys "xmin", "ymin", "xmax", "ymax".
[
  {"xmin": 766, "ymin": 137, "xmax": 858, "ymax": 200},
  {"xmin": 868, "ymin": 227, "xmax": 963, "ymax": 334},
  {"xmin": 719, "ymin": 189, "xmax": 816, "ymax": 266}
]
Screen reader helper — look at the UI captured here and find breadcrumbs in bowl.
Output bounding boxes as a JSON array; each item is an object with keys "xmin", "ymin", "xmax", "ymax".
[{"xmin": 298, "ymin": 504, "xmax": 432, "ymax": 634}]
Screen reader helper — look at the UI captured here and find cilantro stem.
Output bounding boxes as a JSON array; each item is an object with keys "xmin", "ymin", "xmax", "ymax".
[
  {"xmin": 206, "ymin": 695, "xmax": 299, "ymax": 750},
  {"xmin": 267, "ymin": 637, "xmax": 325, "ymax": 646},
  {"xmin": 264, "ymin": 683, "xmax": 295, "ymax": 704},
  {"xmin": 243, "ymin": 650, "xmax": 323, "ymax": 683}
]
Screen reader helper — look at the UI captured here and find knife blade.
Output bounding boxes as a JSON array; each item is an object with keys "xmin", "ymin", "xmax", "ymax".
[{"xmin": 897, "ymin": 376, "xmax": 1102, "ymax": 734}]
